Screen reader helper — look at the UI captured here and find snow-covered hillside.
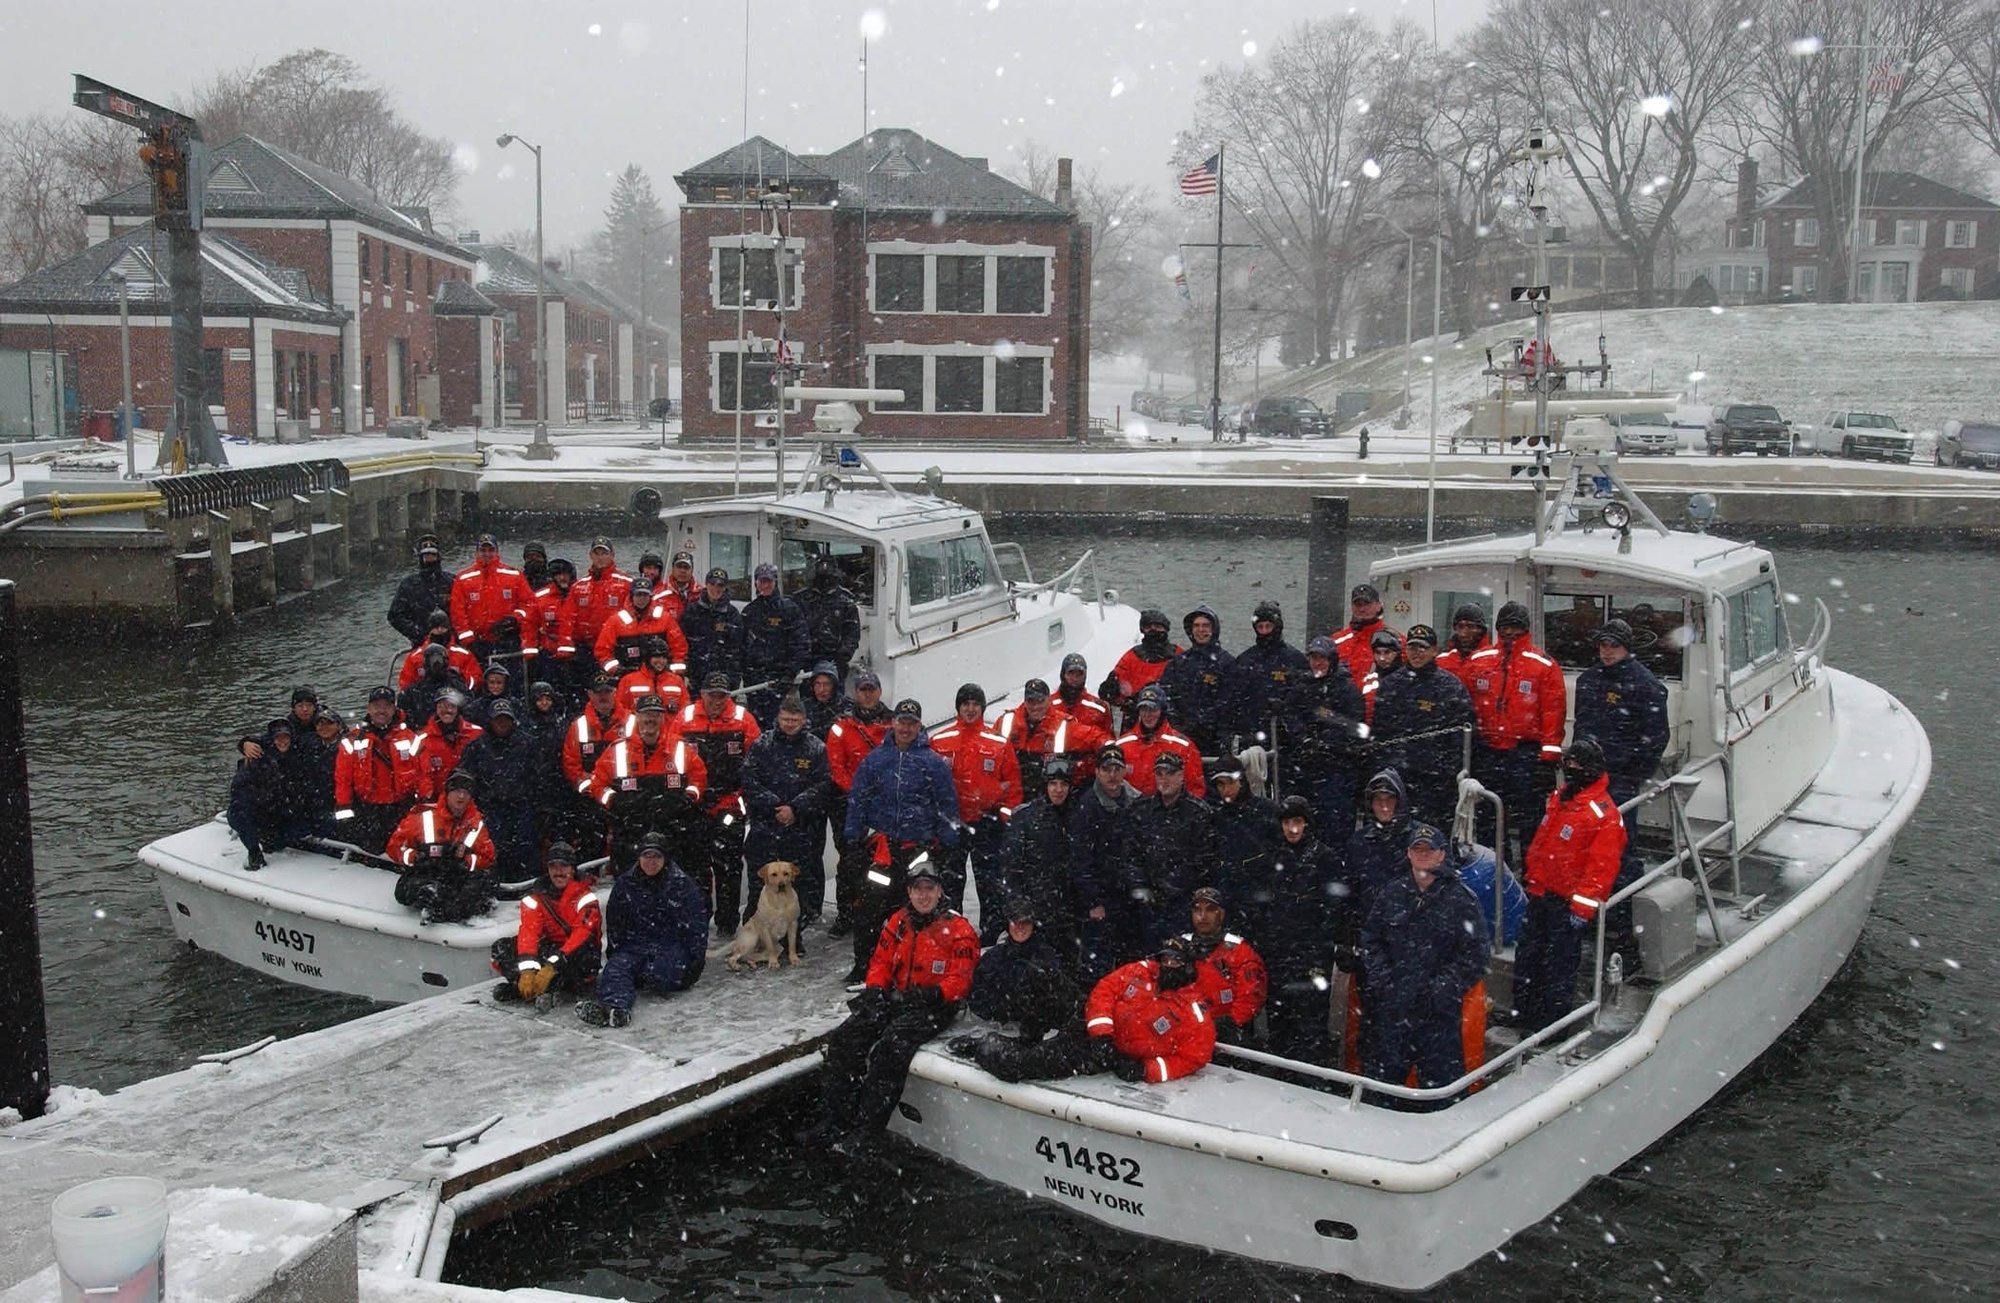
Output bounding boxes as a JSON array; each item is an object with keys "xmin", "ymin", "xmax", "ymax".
[{"xmin": 1268, "ymin": 300, "xmax": 2000, "ymax": 437}]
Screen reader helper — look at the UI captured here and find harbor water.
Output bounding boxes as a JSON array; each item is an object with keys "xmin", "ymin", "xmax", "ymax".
[{"xmin": 18, "ymin": 523, "xmax": 1991, "ymax": 1300}]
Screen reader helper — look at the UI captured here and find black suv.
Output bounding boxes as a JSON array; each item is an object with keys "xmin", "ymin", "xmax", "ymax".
[
  {"xmin": 1705, "ymin": 403, "xmax": 1793, "ymax": 456},
  {"xmin": 1251, "ymin": 396, "xmax": 1330, "ymax": 438}
]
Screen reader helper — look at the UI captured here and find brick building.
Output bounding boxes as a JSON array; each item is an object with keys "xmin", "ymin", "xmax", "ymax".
[
  {"xmin": 462, "ymin": 243, "xmax": 659, "ymax": 423},
  {"xmin": 81, "ymin": 135, "xmax": 487, "ymax": 431},
  {"xmin": 674, "ymin": 130, "xmax": 1090, "ymax": 442},
  {"xmin": 1681, "ymin": 160, "xmax": 2000, "ymax": 304},
  {"xmin": 0, "ymin": 224, "xmax": 346, "ymax": 440}
]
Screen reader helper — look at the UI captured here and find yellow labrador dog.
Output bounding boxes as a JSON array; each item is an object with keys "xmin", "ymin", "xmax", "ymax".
[{"xmin": 723, "ymin": 861, "xmax": 803, "ymax": 971}]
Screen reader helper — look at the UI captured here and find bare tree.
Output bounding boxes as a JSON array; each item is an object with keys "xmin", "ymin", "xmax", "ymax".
[
  {"xmin": 1944, "ymin": 0, "xmax": 2000, "ymax": 167},
  {"xmin": 0, "ymin": 113, "xmax": 146, "ymax": 281},
  {"xmin": 1397, "ymin": 51, "xmax": 1520, "ymax": 338},
  {"xmin": 1182, "ymin": 17, "xmax": 1427, "ymax": 365},
  {"xmin": 1731, "ymin": 0, "xmax": 1969, "ymax": 299},
  {"xmin": 1008, "ymin": 143, "xmax": 1164, "ymax": 355}
]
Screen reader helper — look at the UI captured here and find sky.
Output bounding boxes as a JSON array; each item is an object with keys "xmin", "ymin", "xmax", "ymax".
[{"xmin": 0, "ymin": 0, "xmax": 1487, "ymax": 251}]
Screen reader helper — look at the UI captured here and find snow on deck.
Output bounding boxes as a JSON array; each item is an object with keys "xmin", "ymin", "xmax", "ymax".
[{"xmin": 0, "ymin": 949, "xmax": 855, "ymax": 1289}]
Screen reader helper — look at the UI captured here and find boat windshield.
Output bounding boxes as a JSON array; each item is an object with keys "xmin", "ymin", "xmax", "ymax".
[
  {"xmin": 1540, "ymin": 590, "xmax": 1690, "ymax": 680},
  {"xmin": 779, "ymin": 536, "xmax": 878, "ymax": 608}
]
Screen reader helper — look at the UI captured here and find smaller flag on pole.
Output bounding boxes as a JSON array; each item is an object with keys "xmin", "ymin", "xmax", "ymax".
[
  {"xmin": 1179, "ymin": 154, "xmax": 1221, "ymax": 197},
  {"xmin": 1868, "ymin": 60, "xmax": 1906, "ymax": 94},
  {"xmin": 1174, "ymin": 260, "xmax": 1192, "ymax": 303}
]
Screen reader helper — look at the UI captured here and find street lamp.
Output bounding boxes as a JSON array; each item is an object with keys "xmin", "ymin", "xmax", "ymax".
[
  {"xmin": 497, "ymin": 131, "xmax": 554, "ymax": 458},
  {"xmin": 639, "ymin": 218, "xmax": 666, "ymax": 439},
  {"xmin": 1364, "ymin": 212, "xmax": 1416, "ymax": 427}
]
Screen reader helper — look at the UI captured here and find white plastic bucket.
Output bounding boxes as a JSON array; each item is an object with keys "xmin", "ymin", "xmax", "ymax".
[{"xmin": 49, "ymin": 1176, "xmax": 169, "ymax": 1303}]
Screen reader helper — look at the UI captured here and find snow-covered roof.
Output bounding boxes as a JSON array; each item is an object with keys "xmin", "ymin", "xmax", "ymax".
[{"xmin": 0, "ymin": 223, "xmax": 347, "ymax": 325}]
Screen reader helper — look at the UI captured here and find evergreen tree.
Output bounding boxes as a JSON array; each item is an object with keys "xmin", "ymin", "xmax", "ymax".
[{"xmin": 582, "ymin": 164, "xmax": 677, "ymax": 336}]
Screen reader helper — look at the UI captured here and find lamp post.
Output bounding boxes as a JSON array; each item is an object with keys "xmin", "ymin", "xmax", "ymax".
[
  {"xmin": 497, "ymin": 132, "xmax": 554, "ymax": 459},
  {"xmin": 638, "ymin": 218, "xmax": 666, "ymax": 441},
  {"xmin": 1365, "ymin": 213, "xmax": 1416, "ymax": 427},
  {"xmin": 111, "ymin": 270, "xmax": 136, "ymax": 480}
]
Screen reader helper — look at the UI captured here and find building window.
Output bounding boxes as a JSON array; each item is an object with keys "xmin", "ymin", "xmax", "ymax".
[
  {"xmin": 501, "ymin": 309, "xmax": 519, "ymax": 342},
  {"xmin": 308, "ymin": 353, "xmax": 320, "ymax": 408},
  {"xmin": 1573, "ymin": 257, "xmax": 1601, "ymax": 290},
  {"xmin": 712, "ymin": 344, "xmax": 797, "ymax": 413},
  {"xmin": 1605, "ymin": 257, "xmax": 1633, "ymax": 289},
  {"xmin": 934, "ymin": 355, "xmax": 984, "ymax": 412},
  {"xmin": 1947, "ymin": 220, "xmax": 1979, "ymax": 248},
  {"xmin": 936, "ymin": 255, "xmax": 986, "ymax": 313},
  {"xmin": 425, "ymin": 260, "xmax": 434, "ymax": 296},
  {"xmin": 874, "ymin": 254, "xmax": 925, "ymax": 311},
  {"xmin": 1791, "ymin": 265, "xmax": 1818, "ymax": 296},
  {"xmin": 1943, "ymin": 267, "xmax": 1974, "ymax": 296},
  {"xmin": 1752, "ymin": 220, "xmax": 1766, "ymax": 248},
  {"xmin": 871, "ymin": 354, "xmax": 923, "ymax": 411},
  {"xmin": 716, "ymin": 245, "xmax": 799, "ymax": 309},
  {"xmin": 503, "ymin": 365, "xmax": 520, "ymax": 405},
  {"xmin": 363, "ymin": 355, "xmax": 375, "ymax": 412},
  {"xmin": 995, "ymin": 356, "xmax": 1045, "ymax": 413},
  {"xmin": 996, "ymin": 256, "xmax": 1047, "ymax": 314},
  {"xmin": 1793, "ymin": 218, "xmax": 1819, "ymax": 248},
  {"xmin": 1895, "ymin": 219, "xmax": 1926, "ymax": 247},
  {"xmin": 403, "ymin": 250, "xmax": 414, "ymax": 291},
  {"xmin": 359, "ymin": 239, "xmax": 371, "ymax": 282}
]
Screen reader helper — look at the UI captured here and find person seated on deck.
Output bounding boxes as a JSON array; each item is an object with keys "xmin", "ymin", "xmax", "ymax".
[
  {"xmin": 807, "ymin": 857, "xmax": 978, "ymax": 1157},
  {"xmin": 1358, "ymin": 821, "xmax": 1490, "ymax": 1110},
  {"xmin": 385, "ymin": 770, "xmax": 499, "ymax": 924},
  {"xmin": 492, "ymin": 842, "xmax": 604, "ymax": 1011},
  {"xmin": 950, "ymin": 898, "xmax": 1084, "ymax": 1060},
  {"xmin": 228, "ymin": 718, "xmax": 313, "ymax": 871},
  {"xmin": 576, "ymin": 832, "xmax": 710, "ymax": 1029},
  {"xmin": 971, "ymin": 936, "xmax": 1217, "ymax": 1085},
  {"xmin": 397, "ymin": 610, "xmax": 480, "ymax": 694},
  {"xmin": 1179, "ymin": 887, "xmax": 1267, "ymax": 1046}
]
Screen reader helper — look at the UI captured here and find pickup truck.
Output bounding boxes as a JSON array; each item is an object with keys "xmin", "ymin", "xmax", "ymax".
[
  {"xmin": 1794, "ymin": 411, "xmax": 1914, "ymax": 463},
  {"xmin": 1705, "ymin": 403, "xmax": 1793, "ymax": 456}
]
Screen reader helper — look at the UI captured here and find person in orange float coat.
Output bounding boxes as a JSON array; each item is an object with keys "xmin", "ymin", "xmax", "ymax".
[
  {"xmin": 1329, "ymin": 582, "xmax": 1399, "ymax": 687},
  {"xmin": 809, "ymin": 858, "xmax": 979, "ymax": 1154},
  {"xmin": 1463, "ymin": 601, "xmax": 1567, "ymax": 851},
  {"xmin": 1108, "ymin": 608, "xmax": 1181, "ymax": 710},
  {"xmin": 398, "ymin": 610, "xmax": 482, "ymax": 692},
  {"xmin": 1512, "ymin": 739, "xmax": 1627, "ymax": 1035},
  {"xmin": 996, "ymin": 677, "xmax": 1109, "ymax": 792},
  {"xmin": 825, "ymin": 671, "xmax": 893, "ymax": 938},
  {"xmin": 333, "ymin": 685, "xmax": 419, "ymax": 853},
  {"xmin": 558, "ymin": 538, "xmax": 632, "ymax": 675},
  {"xmin": 674, "ymin": 675, "xmax": 762, "ymax": 934},
  {"xmin": 926, "ymin": 683, "xmax": 1023, "ymax": 921},
  {"xmin": 410, "ymin": 691, "xmax": 484, "ymax": 801},
  {"xmin": 386, "ymin": 771, "xmax": 498, "ymax": 923},
  {"xmin": 1436, "ymin": 603, "xmax": 1493, "ymax": 689},
  {"xmin": 1053, "ymin": 652, "xmax": 1114, "ymax": 734},
  {"xmin": 449, "ymin": 534, "xmax": 532, "ymax": 673},
  {"xmin": 1111, "ymin": 684, "xmax": 1207, "ymax": 799},
  {"xmin": 1085, "ymin": 937, "xmax": 1217, "ymax": 1081},
  {"xmin": 590, "ymin": 694, "xmax": 707, "ymax": 875},
  {"xmin": 596, "ymin": 580, "xmax": 691, "ymax": 676},
  {"xmin": 491, "ymin": 841, "xmax": 603, "ymax": 1008},
  {"xmin": 617, "ymin": 637, "xmax": 692, "ymax": 718},
  {"xmin": 1179, "ymin": 887, "xmax": 1267, "ymax": 1045}
]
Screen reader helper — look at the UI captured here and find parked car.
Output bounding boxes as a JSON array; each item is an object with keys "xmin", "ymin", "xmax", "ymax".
[
  {"xmin": 1250, "ymin": 396, "xmax": 1331, "ymax": 438},
  {"xmin": 1609, "ymin": 411, "xmax": 1677, "ymax": 455},
  {"xmin": 1938, "ymin": 419, "xmax": 2000, "ymax": 469},
  {"xmin": 1793, "ymin": 411, "xmax": 1914, "ymax": 463},
  {"xmin": 1175, "ymin": 402, "xmax": 1209, "ymax": 426},
  {"xmin": 1705, "ymin": 403, "xmax": 1793, "ymax": 456}
]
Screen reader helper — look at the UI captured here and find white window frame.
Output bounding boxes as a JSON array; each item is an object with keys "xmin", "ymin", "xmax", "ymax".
[
  {"xmin": 1791, "ymin": 265, "xmax": 1818, "ymax": 296},
  {"xmin": 706, "ymin": 339, "xmax": 800, "ymax": 415},
  {"xmin": 1752, "ymin": 220, "xmax": 1767, "ymax": 248},
  {"xmin": 863, "ymin": 342, "xmax": 1054, "ymax": 416},
  {"xmin": 1793, "ymin": 217, "xmax": 1819, "ymax": 248},
  {"xmin": 865, "ymin": 241, "xmax": 1056, "ymax": 316},
  {"xmin": 707, "ymin": 234, "xmax": 804, "ymax": 311},
  {"xmin": 1943, "ymin": 267, "xmax": 1974, "ymax": 296},
  {"xmin": 1894, "ymin": 219, "xmax": 1926, "ymax": 247},
  {"xmin": 1947, "ymin": 220, "xmax": 1978, "ymax": 249}
]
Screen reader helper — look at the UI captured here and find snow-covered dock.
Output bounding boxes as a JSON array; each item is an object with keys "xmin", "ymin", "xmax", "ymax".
[{"xmin": 0, "ymin": 955, "xmax": 854, "ymax": 1296}]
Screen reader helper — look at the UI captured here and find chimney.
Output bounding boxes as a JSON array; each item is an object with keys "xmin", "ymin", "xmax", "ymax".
[
  {"xmin": 1736, "ymin": 157, "xmax": 1758, "ymax": 218},
  {"xmin": 1055, "ymin": 157, "xmax": 1073, "ymax": 210}
]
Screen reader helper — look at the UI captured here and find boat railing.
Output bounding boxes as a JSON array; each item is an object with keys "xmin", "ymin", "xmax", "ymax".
[
  {"xmin": 1213, "ymin": 1000, "xmax": 1601, "ymax": 1108},
  {"xmin": 992, "ymin": 541, "xmax": 1034, "ymax": 587},
  {"xmin": 1010, "ymin": 547, "xmax": 1113, "ymax": 611},
  {"xmin": 1797, "ymin": 596, "xmax": 1833, "ymax": 665}
]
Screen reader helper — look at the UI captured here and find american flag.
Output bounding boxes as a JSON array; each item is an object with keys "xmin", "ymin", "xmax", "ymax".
[
  {"xmin": 1179, "ymin": 154, "xmax": 1221, "ymax": 197},
  {"xmin": 1174, "ymin": 264, "xmax": 1192, "ymax": 303},
  {"xmin": 1868, "ymin": 60, "xmax": 1906, "ymax": 94}
]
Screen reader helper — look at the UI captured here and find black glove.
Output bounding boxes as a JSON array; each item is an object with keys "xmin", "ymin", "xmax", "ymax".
[
  {"xmin": 1112, "ymin": 1056, "xmax": 1147, "ymax": 1082},
  {"xmin": 848, "ymin": 987, "xmax": 890, "ymax": 1016},
  {"xmin": 491, "ymin": 616, "xmax": 520, "ymax": 640},
  {"xmin": 1330, "ymin": 943, "xmax": 1361, "ymax": 974},
  {"xmin": 1098, "ymin": 674, "xmax": 1124, "ymax": 703},
  {"xmin": 906, "ymin": 985, "xmax": 946, "ymax": 1011}
]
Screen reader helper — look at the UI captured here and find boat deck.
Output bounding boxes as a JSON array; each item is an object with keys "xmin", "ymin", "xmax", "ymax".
[{"xmin": 0, "ymin": 945, "xmax": 855, "ymax": 1289}]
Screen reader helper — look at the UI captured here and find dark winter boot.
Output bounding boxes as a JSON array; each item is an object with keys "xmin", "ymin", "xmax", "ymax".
[
  {"xmin": 492, "ymin": 979, "xmax": 524, "ymax": 1003},
  {"xmin": 576, "ymin": 1001, "xmax": 611, "ymax": 1027},
  {"xmin": 245, "ymin": 847, "xmax": 267, "ymax": 872}
]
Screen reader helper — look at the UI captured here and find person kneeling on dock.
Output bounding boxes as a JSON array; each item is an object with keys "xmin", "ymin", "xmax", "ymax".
[
  {"xmin": 576, "ymin": 833, "xmax": 709, "ymax": 1029},
  {"xmin": 810, "ymin": 857, "xmax": 978, "ymax": 1155},
  {"xmin": 973, "ymin": 936, "xmax": 1216, "ymax": 1085},
  {"xmin": 386, "ymin": 771, "xmax": 499, "ymax": 924},
  {"xmin": 494, "ymin": 843, "xmax": 602, "ymax": 1011}
]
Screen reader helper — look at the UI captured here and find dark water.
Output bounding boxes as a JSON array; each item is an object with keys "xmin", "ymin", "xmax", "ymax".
[{"xmin": 19, "ymin": 525, "xmax": 1994, "ymax": 1299}]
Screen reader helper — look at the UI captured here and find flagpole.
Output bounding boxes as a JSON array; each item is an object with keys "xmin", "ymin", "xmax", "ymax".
[{"xmin": 1210, "ymin": 143, "xmax": 1225, "ymax": 443}]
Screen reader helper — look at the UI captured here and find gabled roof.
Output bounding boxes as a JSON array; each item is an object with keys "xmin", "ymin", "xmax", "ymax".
[
  {"xmin": 676, "ymin": 135, "xmax": 832, "ymax": 186},
  {"xmin": 431, "ymin": 278, "xmax": 499, "ymax": 317},
  {"xmin": 84, "ymin": 136, "xmax": 474, "ymax": 258},
  {"xmin": 0, "ymin": 223, "xmax": 347, "ymax": 325},
  {"xmin": 463, "ymin": 243, "xmax": 618, "ymax": 318},
  {"xmin": 1760, "ymin": 169, "xmax": 1999, "ymax": 213},
  {"xmin": 808, "ymin": 129, "xmax": 1069, "ymax": 219}
]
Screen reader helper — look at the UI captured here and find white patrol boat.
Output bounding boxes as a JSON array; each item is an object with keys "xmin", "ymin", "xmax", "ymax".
[
  {"xmin": 138, "ymin": 398, "xmax": 1138, "ymax": 1005},
  {"xmin": 888, "ymin": 415, "xmax": 1930, "ymax": 1290}
]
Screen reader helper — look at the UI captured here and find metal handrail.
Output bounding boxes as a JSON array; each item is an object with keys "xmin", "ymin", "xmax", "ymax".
[
  {"xmin": 1214, "ymin": 999, "xmax": 1600, "ymax": 1106},
  {"xmin": 1012, "ymin": 547, "xmax": 1104, "ymax": 606}
]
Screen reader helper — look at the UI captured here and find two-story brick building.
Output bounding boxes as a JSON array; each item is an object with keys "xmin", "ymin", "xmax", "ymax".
[
  {"xmin": 462, "ymin": 243, "xmax": 647, "ymax": 424},
  {"xmin": 674, "ymin": 130, "xmax": 1090, "ymax": 442},
  {"xmin": 1681, "ymin": 160, "xmax": 2000, "ymax": 304},
  {"xmin": 80, "ymin": 135, "xmax": 486, "ymax": 432}
]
